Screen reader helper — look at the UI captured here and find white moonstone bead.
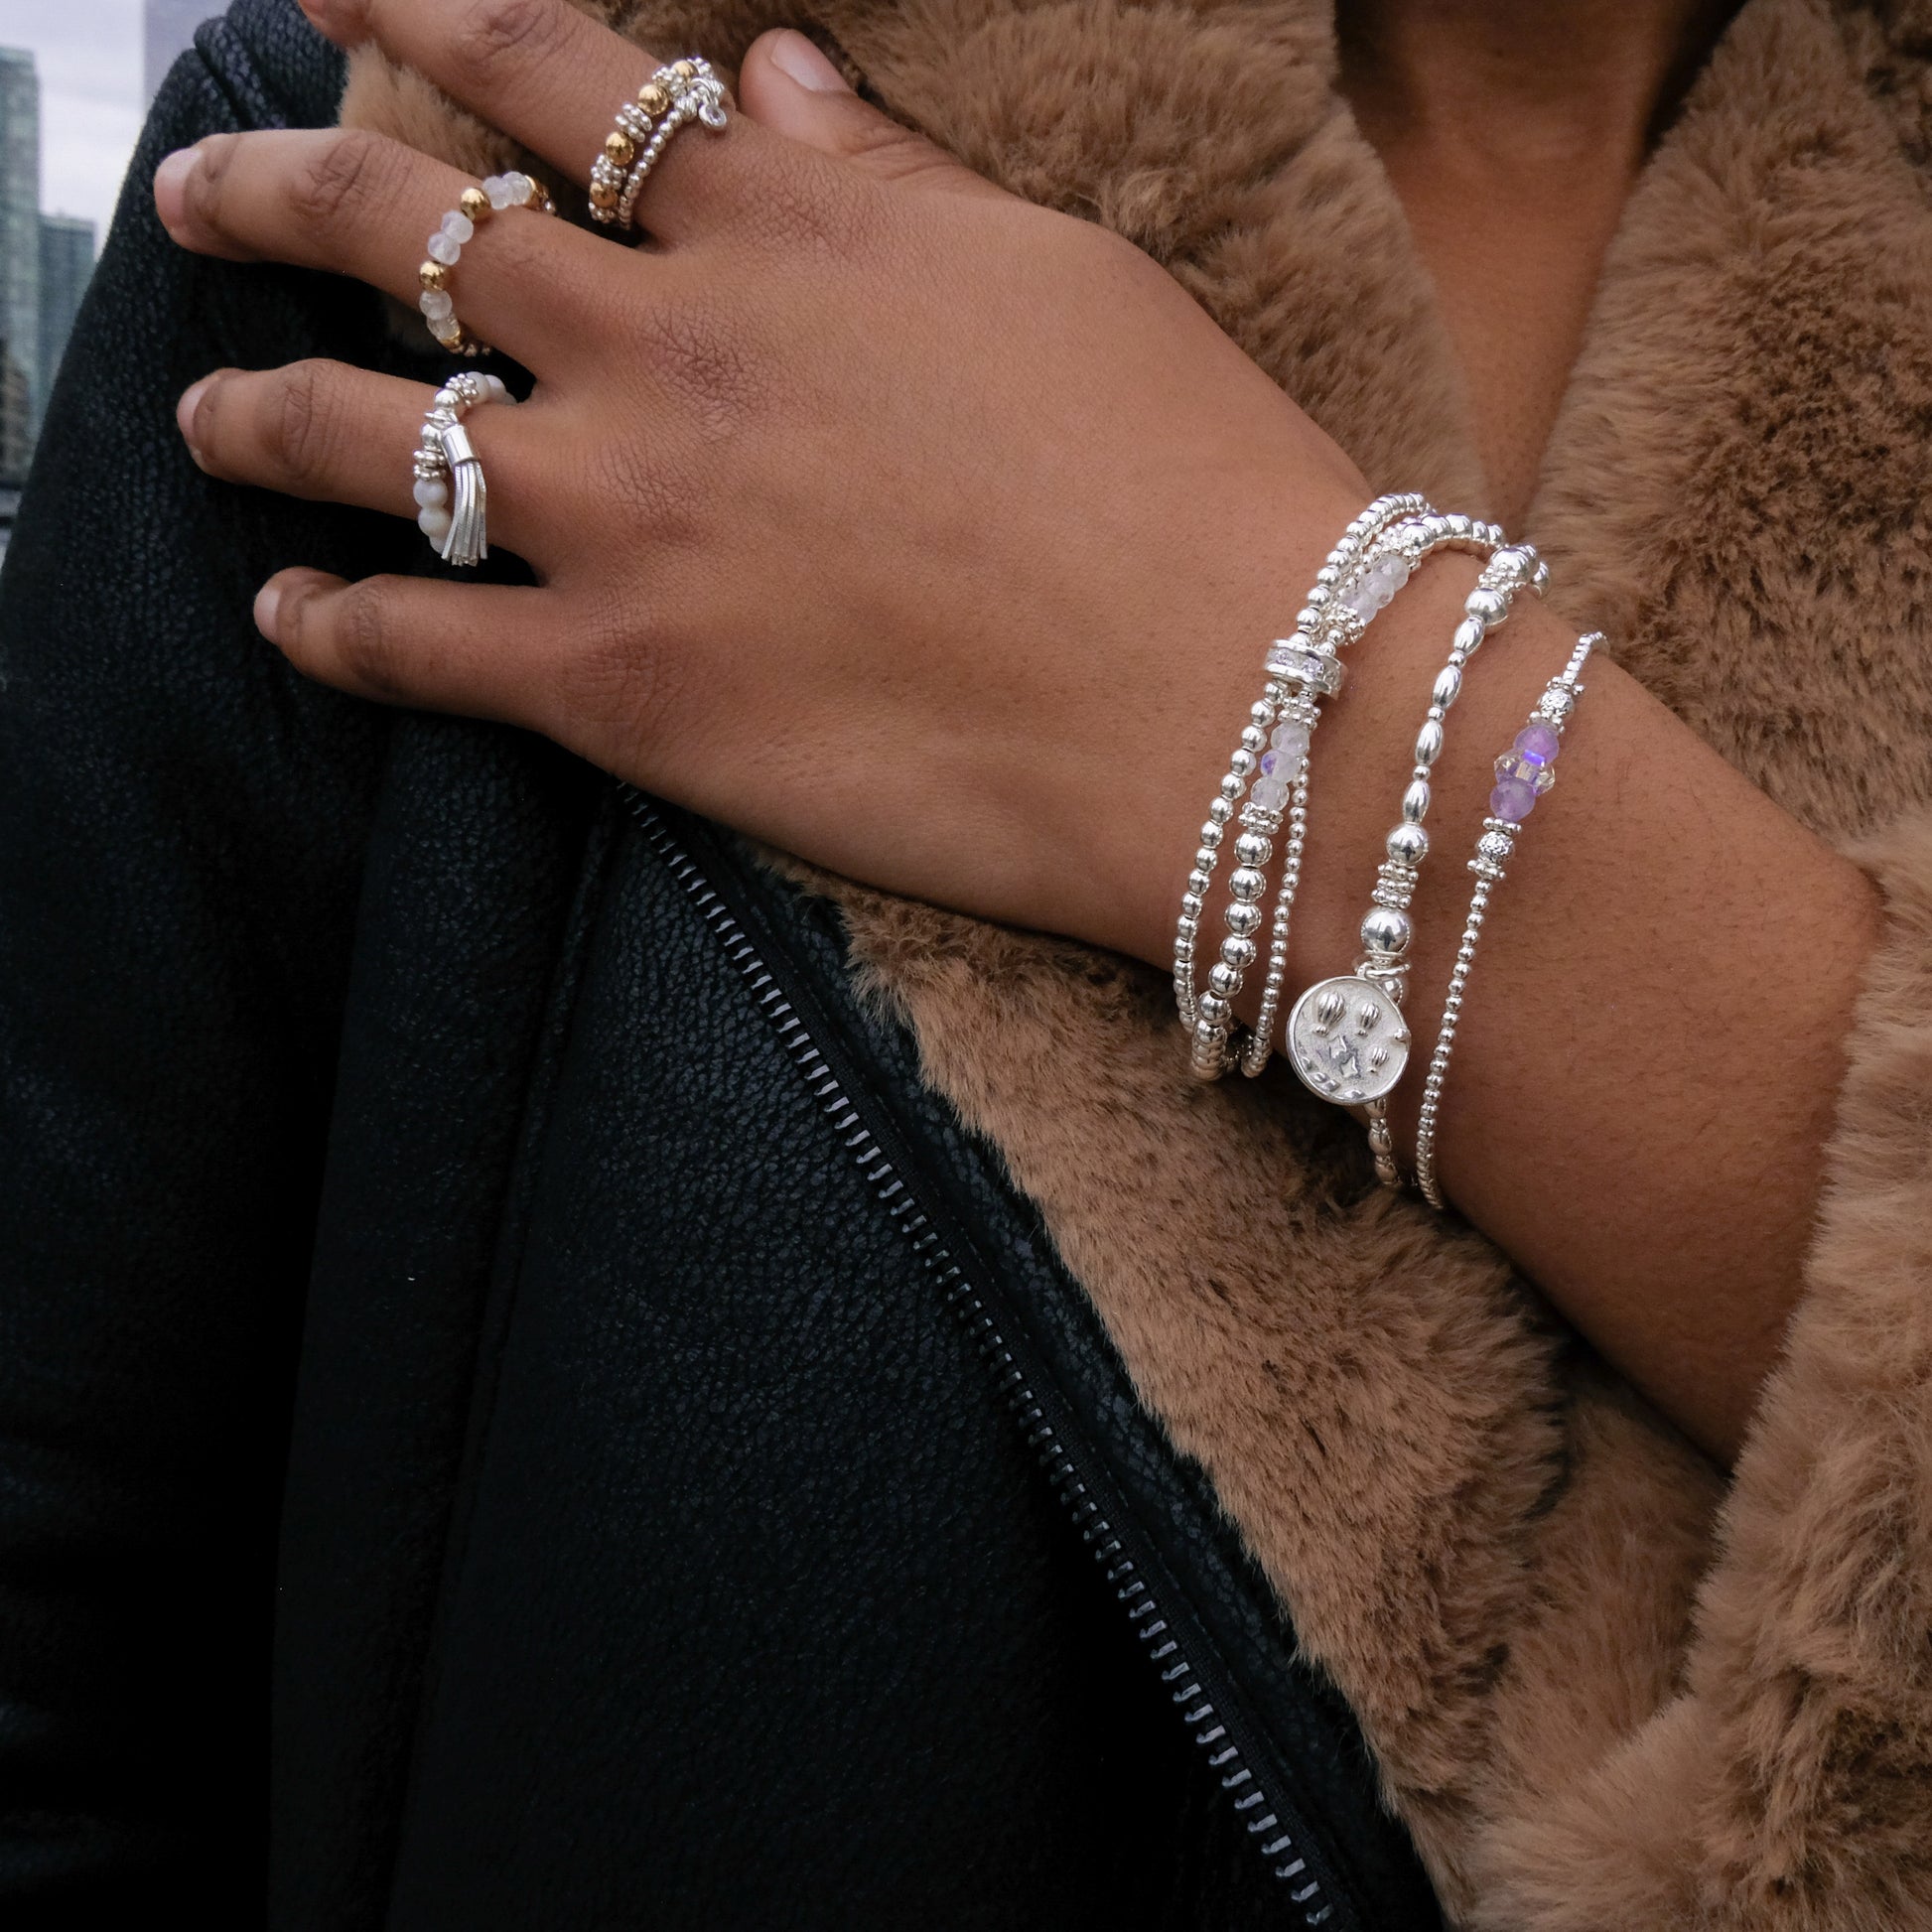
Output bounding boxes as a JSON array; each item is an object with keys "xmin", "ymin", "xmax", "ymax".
[
  {"xmin": 441, "ymin": 209, "xmax": 476, "ymax": 244},
  {"xmin": 413, "ymin": 476, "xmax": 449, "ymax": 509},
  {"xmin": 504, "ymin": 172, "xmax": 534, "ymax": 206},
  {"xmin": 1269, "ymin": 722, "xmax": 1310, "ymax": 768},
  {"xmin": 426, "ymin": 229, "xmax": 461, "ymax": 265},
  {"xmin": 483, "ymin": 175, "xmax": 512, "ymax": 208},
  {"xmin": 419, "ymin": 290, "xmax": 455, "ymax": 321},
  {"xmin": 417, "ymin": 504, "xmax": 453, "ymax": 540}
]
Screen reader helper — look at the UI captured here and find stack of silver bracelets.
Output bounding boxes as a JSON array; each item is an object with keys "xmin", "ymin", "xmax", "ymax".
[{"xmin": 1173, "ymin": 493, "xmax": 1599, "ymax": 1203}]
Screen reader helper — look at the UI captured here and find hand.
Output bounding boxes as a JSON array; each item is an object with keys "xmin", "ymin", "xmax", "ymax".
[
  {"xmin": 154, "ymin": 0, "xmax": 1891, "ymax": 1463},
  {"xmin": 156, "ymin": 0, "xmax": 1369, "ymax": 961}
]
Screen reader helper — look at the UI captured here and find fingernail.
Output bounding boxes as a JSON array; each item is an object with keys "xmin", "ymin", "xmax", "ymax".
[
  {"xmin": 253, "ymin": 579, "xmax": 283, "ymax": 641},
  {"xmin": 177, "ymin": 376, "xmax": 211, "ymax": 461},
  {"xmin": 153, "ymin": 146, "xmax": 198, "ymax": 230},
  {"xmin": 768, "ymin": 30, "xmax": 849, "ymax": 93}
]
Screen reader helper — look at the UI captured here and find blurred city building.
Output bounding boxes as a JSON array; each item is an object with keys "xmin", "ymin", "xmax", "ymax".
[
  {"xmin": 0, "ymin": 46, "xmax": 99, "ymax": 560},
  {"xmin": 146, "ymin": 0, "xmax": 209, "ymax": 101},
  {"xmin": 39, "ymin": 211, "xmax": 96, "ymax": 420},
  {"xmin": 0, "ymin": 47, "xmax": 40, "ymax": 472}
]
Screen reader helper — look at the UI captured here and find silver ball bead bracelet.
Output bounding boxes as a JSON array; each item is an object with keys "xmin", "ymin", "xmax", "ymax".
[
  {"xmin": 1175, "ymin": 493, "xmax": 1429, "ymax": 1081},
  {"xmin": 1281, "ymin": 531, "xmax": 1537, "ymax": 1183}
]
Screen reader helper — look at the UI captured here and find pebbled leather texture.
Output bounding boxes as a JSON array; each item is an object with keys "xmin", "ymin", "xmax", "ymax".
[{"xmin": 0, "ymin": 2, "xmax": 1442, "ymax": 1925}]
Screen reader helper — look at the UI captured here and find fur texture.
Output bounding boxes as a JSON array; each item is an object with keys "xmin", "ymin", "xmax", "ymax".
[{"xmin": 343, "ymin": 2, "xmax": 1932, "ymax": 1922}]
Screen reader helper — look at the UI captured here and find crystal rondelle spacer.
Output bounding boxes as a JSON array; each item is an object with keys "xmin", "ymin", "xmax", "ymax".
[{"xmin": 1493, "ymin": 748, "xmax": 1557, "ymax": 795}]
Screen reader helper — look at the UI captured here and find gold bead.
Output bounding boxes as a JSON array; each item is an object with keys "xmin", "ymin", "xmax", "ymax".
[
  {"xmin": 527, "ymin": 179, "xmax": 552, "ymax": 211},
  {"xmin": 459, "ymin": 186, "xmax": 489, "ymax": 221},
  {"xmin": 419, "ymin": 259, "xmax": 447, "ymax": 290},
  {"xmin": 604, "ymin": 130, "xmax": 635, "ymax": 166},
  {"xmin": 589, "ymin": 178, "xmax": 620, "ymax": 209},
  {"xmin": 636, "ymin": 81, "xmax": 669, "ymax": 115},
  {"xmin": 672, "ymin": 60, "xmax": 695, "ymax": 79}
]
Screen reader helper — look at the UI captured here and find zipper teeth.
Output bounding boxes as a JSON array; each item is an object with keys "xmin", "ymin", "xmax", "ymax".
[{"xmin": 629, "ymin": 796, "xmax": 1333, "ymax": 1924}]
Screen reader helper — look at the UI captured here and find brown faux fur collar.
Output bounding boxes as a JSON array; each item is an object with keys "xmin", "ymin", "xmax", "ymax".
[{"xmin": 345, "ymin": 2, "xmax": 1932, "ymax": 1921}]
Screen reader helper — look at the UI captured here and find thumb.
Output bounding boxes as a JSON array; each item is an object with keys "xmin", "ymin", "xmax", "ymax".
[{"xmin": 739, "ymin": 29, "xmax": 1001, "ymax": 194}]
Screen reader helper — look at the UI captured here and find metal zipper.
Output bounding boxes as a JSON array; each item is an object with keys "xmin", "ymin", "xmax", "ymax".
[{"xmin": 624, "ymin": 790, "xmax": 1345, "ymax": 1928}]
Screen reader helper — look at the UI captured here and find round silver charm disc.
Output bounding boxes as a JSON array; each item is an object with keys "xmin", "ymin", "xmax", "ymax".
[{"xmin": 1286, "ymin": 974, "xmax": 1411, "ymax": 1104}]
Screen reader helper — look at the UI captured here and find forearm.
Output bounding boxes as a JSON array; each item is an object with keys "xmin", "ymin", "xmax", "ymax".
[{"xmin": 1104, "ymin": 549, "xmax": 1881, "ymax": 1465}]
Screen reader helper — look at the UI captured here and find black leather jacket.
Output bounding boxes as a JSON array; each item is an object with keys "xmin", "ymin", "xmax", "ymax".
[{"xmin": 0, "ymin": 5, "xmax": 1442, "ymax": 1925}]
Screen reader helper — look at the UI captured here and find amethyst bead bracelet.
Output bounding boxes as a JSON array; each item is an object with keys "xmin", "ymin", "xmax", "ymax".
[{"xmin": 1411, "ymin": 633, "xmax": 1600, "ymax": 1208}]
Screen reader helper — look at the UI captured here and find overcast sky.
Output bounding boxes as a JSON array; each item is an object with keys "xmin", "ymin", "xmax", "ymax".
[{"xmin": 0, "ymin": 2, "xmax": 150, "ymax": 243}]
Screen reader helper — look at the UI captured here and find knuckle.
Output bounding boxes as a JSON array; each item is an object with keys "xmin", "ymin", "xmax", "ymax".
[
  {"xmin": 331, "ymin": 580, "xmax": 410, "ymax": 698},
  {"xmin": 267, "ymin": 361, "xmax": 343, "ymax": 488},
  {"xmin": 628, "ymin": 291, "xmax": 757, "ymax": 430},
  {"xmin": 566, "ymin": 589, "xmax": 674, "ymax": 749},
  {"xmin": 449, "ymin": 0, "xmax": 567, "ymax": 87},
  {"xmin": 747, "ymin": 156, "xmax": 874, "ymax": 259},
  {"xmin": 288, "ymin": 129, "xmax": 394, "ymax": 236}
]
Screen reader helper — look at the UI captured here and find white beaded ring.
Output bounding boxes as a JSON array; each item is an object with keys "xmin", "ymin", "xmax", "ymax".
[{"xmin": 417, "ymin": 172, "xmax": 556, "ymax": 358}]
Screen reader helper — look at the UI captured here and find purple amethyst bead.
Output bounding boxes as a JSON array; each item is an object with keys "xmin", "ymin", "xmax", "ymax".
[
  {"xmin": 1489, "ymin": 777, "xmax": 1537, "ymax": 821},
  {"xmin": 1514, "ymin": 722, "xmax": 1561, "ymax": 764}
]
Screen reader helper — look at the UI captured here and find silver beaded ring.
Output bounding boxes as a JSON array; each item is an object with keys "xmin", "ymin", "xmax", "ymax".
[
  {"xmin": 588, "ymin": 58, "xmax": 730, "ymax": 232},
  {"xmin": 412, "ymin": 371, "xmax": 512, "ymax": 567},
  {"xmin": 416, "ymin": 172, "xmax": 555, "ymax": 358},
  {"xmin": 1412, "ymin": 633, "xmax": 1597, "ymax": 1208},
  {"xmin": 1282, "ymin": 534, "xmax": 1540, "ymax": 1184}
]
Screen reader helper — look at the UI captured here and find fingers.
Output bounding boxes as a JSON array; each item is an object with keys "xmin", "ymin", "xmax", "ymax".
[
  {"xmin": 153, "ymin": 126, "xmax": 615, "ymax": 369},
  {"xmin": 258, "ymin": 567, "xmax": 569, "ymax": 729},
  {"xmin": 178, "ymin": 360, "xmax": 550, "ymax": 558},
  {"xmin": 303, "ymin": 0, "xmax": 766, "ymax": 242}
]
